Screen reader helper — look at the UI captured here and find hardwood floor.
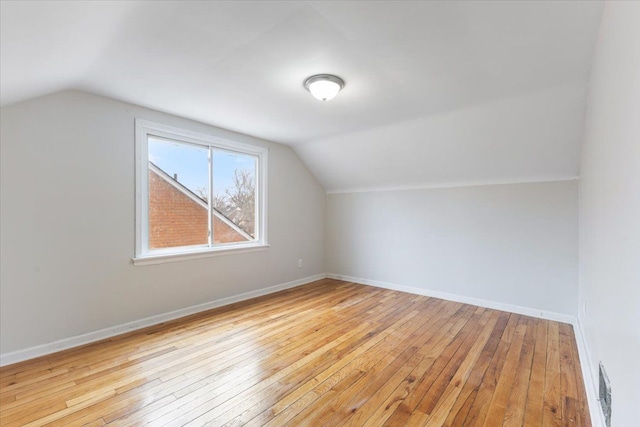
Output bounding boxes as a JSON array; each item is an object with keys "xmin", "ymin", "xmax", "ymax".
[{"xmin": 0, "ymin": 279, "xmax": 591, "ymax": 426}]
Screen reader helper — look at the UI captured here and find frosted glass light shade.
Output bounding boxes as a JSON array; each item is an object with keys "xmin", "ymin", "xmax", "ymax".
[{"xmin": 304, "ymin": 74, "xmax": 345, "ymax": 102}]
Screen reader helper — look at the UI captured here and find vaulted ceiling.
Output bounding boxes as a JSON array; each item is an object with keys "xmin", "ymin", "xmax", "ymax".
[{"xmin": 1, "ymin": 1, "xmax": 603, "ymax": 192}]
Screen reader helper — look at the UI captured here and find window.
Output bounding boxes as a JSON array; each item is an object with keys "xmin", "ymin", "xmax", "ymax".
[{"xmin": 134, "ymin": 120, "xmax": 268, "ymax": 265}]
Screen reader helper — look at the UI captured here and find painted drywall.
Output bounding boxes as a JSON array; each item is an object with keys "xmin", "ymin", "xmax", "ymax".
[
  {"xmin": 578, "ymin": 2, "xmax": 640, "ymax": 425},
  {"xmin": 1, "ymin": 2, "xmax": 603, "ymax": 146},
  {"xmin": 0, "ymin": 90, "xmax": 325, "ymax": 354},
  {"xmin": 297, "ymin": 83, "xmax": 586, "ymax": 193},
  {"xmin": 327, "ymin": 181, "xmax": 579, "ymax": 315}
]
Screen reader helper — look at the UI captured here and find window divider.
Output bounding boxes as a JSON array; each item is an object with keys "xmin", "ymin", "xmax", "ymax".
[
  {"xmin": 208, "ymin": 147, "xmax": 213, "ymax": 247},
  {"xmin": 134, "ymin": 118, "xmax": 268, "ymax": 264}
]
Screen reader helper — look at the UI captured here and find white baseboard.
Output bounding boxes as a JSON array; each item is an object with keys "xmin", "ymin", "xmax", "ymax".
[
  {"xmin": 326, "ymin": 273, "xmax": 575, "ymax": 324},
  {"xmin": 0, "ymin": 271, "xmax": 604, "ymax": 427},
  {"xmin": 327, "ymin": 273, "xmax": 605, "ymax": 426},
  {"xmin": 573, "ymin": 317, "xmax": 606, "ymax": 427},
  {"xmin": 0, "ymin": 273, "xmax": 326, "ymax": 367}
]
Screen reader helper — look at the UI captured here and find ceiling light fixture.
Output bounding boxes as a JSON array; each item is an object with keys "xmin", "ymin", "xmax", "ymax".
[{"xmin": 303, "ymin": 74, "xmax": 345, "ymax": 102}]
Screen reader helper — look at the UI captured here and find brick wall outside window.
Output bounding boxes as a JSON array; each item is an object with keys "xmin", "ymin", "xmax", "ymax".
[{"xmin": 148, "ymin": 170, "xmax": 248, "ymax": 249}]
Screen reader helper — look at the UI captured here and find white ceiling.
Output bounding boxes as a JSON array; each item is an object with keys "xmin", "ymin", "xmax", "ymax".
[{"xmin": 1, "ymin": 1, "xmax": 603, "ymax": 191}]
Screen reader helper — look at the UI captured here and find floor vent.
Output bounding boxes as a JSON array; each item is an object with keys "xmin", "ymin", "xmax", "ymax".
[{"xmin": 599, "ymin": 362, "xmax": 612, "ymax": 427}]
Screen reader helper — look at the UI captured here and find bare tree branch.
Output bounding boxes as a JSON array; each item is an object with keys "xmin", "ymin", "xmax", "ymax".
[{"xmin": 212, "ymin": 169, "xmax": 255, "ymax": 236}]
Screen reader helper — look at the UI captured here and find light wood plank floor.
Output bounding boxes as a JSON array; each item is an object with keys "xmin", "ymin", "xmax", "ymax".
[{"xmin": 0, "ymin": 279, "xmax": 591, "ymax": 426}]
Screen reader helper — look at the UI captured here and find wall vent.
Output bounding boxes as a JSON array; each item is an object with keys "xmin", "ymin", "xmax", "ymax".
[{"xmin": 599, "ymin": 362, "xmax": 612, "ymax": 427}]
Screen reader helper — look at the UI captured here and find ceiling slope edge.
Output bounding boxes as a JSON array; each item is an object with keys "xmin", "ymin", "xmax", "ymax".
[{"xmin": 295, "ymin": 82, "xmax": 589, "ymax": 193}]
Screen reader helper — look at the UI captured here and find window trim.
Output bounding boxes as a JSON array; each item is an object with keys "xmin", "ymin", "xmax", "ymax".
[{"xmin": 133, "ymin": 119, "xmax": 268, "ymax": 265}]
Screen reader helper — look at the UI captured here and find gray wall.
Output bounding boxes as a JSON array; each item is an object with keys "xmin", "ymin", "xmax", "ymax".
[
  {"xmin": 0, "ymin": 90, "xmax": 326, "ymax": 354},
  {"xmin": 327, "ymin": 181, "xmax": 579, "ymax": 315},
  {"xmin": 578, "ymin": 2, "xmax": 640, "ymax": 425}
]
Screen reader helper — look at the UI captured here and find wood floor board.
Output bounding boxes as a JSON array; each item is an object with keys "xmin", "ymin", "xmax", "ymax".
[
  {"xmin": 107, "ymin": 293, "xmax": 414, "ymax": 426},
  {"xmin": 250, "ymin": 299, "xmax": 454, "ymax": 427},
  {"xmin": 442, "ymin": 311, "xmax": 511, "ymax": 427},
  {"xmin": 346, "ymin": 303, "xmax": 471, "ymax": 426},
  {"xmin": 222, "ymin": 298, "xmax": 447, "ymax": 426},
  {"xmin": 502, "ymin": 317, "xmax": 537, "ymax": 427},
  {"xmin": 168, "ymin": 297, "xmax": 424, "ymax": 426},
  {"xmin": 381, "ymin": 305, "xmax": 479, "ymax": 426},
  {"xmin": 417, "ymin": 309, "xmax": 496, "ymax": 416},
  {"xmin": 2, "ymin": 279, "xmax": 345, "ymax": 382},
  {"xmin": 481, "ymin": 317, "xmax": 529, "ymax": 427},
  {"xmin": 3, "ymin": 283, "xmax": 373, "ymax": 419},
  {"xmin": 307, "ymin": 304, "xmax": 464, "ymax": 426},
  {"xmin": 421, "ymin": 310, "xmax": 503, "ymax": 426},
  {"xmin": 0, "ymin": 279, "xmax": 591, "ymax": 426},
  {"xmin": 459, "ymin": 313, "xmax": 518, "ymax": 426},
  {"xmin": 543, "ymin": 321, "xmax": 564, "ymax": 427},
  {"xmin": 112, "ymin": 292, "xmax": 421, "ymax": 426},
  {"xmin": 522, "ymin": 318, "xmax": 548, "ymax": 427}
]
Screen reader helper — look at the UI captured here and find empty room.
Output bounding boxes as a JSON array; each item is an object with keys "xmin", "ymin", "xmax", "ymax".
[{"xmin": 0, "ymin": 1, "xmax": 638, "ymax": 426}]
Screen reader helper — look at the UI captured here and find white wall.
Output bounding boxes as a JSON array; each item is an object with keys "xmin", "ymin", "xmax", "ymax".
[
  {"xmin": 297, "ymin": 83, "xmax": 586, "ymax": 193},
  {"xmin": 578, "ymin": 2, "xmax": 640, "ymax": 425},
  {"xmin": 0, "ymin": 90, "xmax": 325, "ymax": 355},
  {"xmin": 327, "ymin": 181, "xmax": 579, "ymax": 315}
]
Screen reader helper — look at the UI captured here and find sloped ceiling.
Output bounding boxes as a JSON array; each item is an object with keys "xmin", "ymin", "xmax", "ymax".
[{"xmin": 0, "ymin": 1, "xmax": 603, "ymax": 192}]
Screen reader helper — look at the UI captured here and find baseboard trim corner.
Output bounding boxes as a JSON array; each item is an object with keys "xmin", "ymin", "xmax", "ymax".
[
  {"xmin": 0, "ymin": 273, "xmax": 326, "ymax": 367},
  {"xmin": 573, "ymin": 317, "xmax": 606, "ymax": 427},
  {"xmin": 327, "ymin": 272, "xmax": 605, "ymax": 426},
  {"xmin": 0, "ymin": 271, "xmax": 605, "ymax": 427}
]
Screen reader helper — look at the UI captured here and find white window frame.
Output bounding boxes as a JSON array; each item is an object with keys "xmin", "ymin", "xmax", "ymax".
[{"xmin": 133, "ymin": 119, "xmax": 268, "ymax": 266}]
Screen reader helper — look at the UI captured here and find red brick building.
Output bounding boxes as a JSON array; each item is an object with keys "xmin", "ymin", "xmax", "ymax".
[{"xmin": 148, "ymin": 162, "xmax": 251, "ymax": 249}]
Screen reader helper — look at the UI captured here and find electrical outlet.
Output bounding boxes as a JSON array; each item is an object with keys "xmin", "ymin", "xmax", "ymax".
[{"xmin": 298, "ymin": 259, "xmax": 303, "ymax": 268}]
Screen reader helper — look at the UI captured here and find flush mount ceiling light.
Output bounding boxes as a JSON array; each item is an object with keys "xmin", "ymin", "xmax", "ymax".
[{"xmin": 303, "ymin": 74, "xmax": 345, "ymax": 102}]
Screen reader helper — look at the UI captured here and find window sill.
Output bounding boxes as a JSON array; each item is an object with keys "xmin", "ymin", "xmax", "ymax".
[{"xmin": 132, "ymin": 244, "xmax": 270, "ymax": 266}]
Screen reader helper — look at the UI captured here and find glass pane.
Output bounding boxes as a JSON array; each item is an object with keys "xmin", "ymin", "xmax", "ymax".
[
  {"xmin": 147, "ymin": 137, "xmax": 210, "ymax": 250},
  {"xmin": 212, "ymin": 150, "xmax": 257, "ymax": 243}
]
